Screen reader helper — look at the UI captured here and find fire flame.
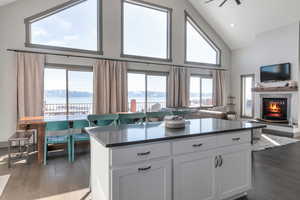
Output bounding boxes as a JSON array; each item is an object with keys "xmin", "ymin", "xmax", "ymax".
[{"xmin": 268, "ymin": 103, "xmax": 281, "ymax": 113}]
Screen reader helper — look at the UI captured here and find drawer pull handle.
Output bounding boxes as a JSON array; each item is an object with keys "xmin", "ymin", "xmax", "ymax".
[
  {"xmin": 137, "ymin": 151, "xmax": 151, "ymax": 156},
  {"xmin": 232, "ymin": 137, "xmax": 241, "ymax": 141},
  {"xmin": 138, "ymin": 166, "xmax": 152, "ymax": 172},
  {"xmin": 192, "ymin": 143, "xmax": 203, "ymax": 147},
  {"xmin": 219, "ymin": 155, "xmax": 223, "ymax": 167},
  {"xmin": 215, "ymin": 156, "xmax": 219, "ymax": 168}
]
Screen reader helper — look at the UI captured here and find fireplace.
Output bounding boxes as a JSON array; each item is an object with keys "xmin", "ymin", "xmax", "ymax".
[{"xmin": 262, "ymin": 97, "xmax": 288, "ymax": 122}]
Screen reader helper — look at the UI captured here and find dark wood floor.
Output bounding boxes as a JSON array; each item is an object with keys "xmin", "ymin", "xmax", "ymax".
[{"xmin": 1, "ymin": 143, "xmax": 300, "ymax": 200}]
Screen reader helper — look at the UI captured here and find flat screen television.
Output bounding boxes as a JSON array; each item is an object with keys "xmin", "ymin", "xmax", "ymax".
[{"xmin": 260, "ymin": 63, "xmax": 291, "ymax": 82}]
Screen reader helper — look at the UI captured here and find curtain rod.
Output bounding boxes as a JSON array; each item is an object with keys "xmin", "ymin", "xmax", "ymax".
[{"xmin": 7, "ymin": 48, "xmax": 228, "ymax": 71}]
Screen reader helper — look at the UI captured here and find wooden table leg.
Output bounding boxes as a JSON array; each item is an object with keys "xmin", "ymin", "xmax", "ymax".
[{"xmin": 36, "ymin": 124, "xmax": 45, "ymax": 165}]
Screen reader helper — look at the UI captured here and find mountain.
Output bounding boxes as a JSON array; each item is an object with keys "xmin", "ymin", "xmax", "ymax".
[{"xmin": 45, "ymin": 90, "xmax": 92, "ymax": 98}]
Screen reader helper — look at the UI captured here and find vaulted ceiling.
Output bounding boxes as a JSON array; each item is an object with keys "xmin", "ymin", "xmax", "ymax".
[
  {"xmin": 189, "ymin": 0, "xmax": 300, "ymax": 50},
  {"xmin": 0, "ymin": 0, "xmax": 17, "ymax": 6}
]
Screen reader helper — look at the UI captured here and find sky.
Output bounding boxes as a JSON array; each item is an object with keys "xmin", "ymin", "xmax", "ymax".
[{"xmin": 34, "ymin": 0, "xmax": 216, "ymax": 94}]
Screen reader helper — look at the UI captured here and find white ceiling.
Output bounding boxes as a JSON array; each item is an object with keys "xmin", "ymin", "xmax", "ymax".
[
  {"xmin": 0, "ymin": 0, "xmax": 17, "ymax": 6},
  {"xmin": 189, "ymin": 0, "xmax": 300, "ymax": 50}
]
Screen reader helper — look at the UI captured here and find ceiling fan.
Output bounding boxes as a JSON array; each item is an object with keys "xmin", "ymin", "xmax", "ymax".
[{"xmin": 205, "ymin": 0, "xmax": 241, "ymax": 7}]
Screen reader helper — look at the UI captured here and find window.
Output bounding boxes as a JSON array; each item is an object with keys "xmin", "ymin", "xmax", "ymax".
[
  {"xmin": 44, "ymin": 64, "xmax": 93, "ymax": 116},
  {"xmin": 128, "ymin": 72, "xmax": 167, "ymax": 112},
  {"xmin": 25, "ymin": 0, "xmax": 102, "ymax": 54},
  {"xmin": 241, "ymin": 74, "xmax": 254, "ymax": 118},
  {"xmin": 189, "ymin": 76, "xmax": 213, "ymax": 107},
  {"xmin": 122, "ymin": 0, "xmax": 171, "ymax": 61},
  {"xmin": 185, "ymin": 12, "xmax": 220, "ymax": 65}
]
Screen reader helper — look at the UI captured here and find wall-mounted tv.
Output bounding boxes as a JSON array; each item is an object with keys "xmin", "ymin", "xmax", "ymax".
[{"xmin": 260, "ymin": 63, "xmax": 291, "ymax": 82}]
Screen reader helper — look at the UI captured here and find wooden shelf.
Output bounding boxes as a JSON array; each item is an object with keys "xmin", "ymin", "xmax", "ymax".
[{"xmin": 252, "ymin": 86, "xmax": 298, "ymax": 92}]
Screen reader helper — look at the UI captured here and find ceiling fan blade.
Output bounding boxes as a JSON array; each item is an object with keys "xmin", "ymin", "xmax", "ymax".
[
  {"xmin": 219, "ymin": 0, "xmax": 228, "ymax": 7},
  {"xmin": 235, "ymin": 0, "xmax": 241, "ymax": 5}
]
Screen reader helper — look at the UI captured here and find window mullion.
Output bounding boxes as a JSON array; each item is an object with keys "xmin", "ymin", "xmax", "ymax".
[
  {"xmin": 145, "ymin": 74, "xmax": 148, "ymax": 112},
  {"xmin": 200, "ymin": 77, "xmax": 202, "ymax": 107},
  {"xmin": 66, "ymin": 68, "xmax": 69, "ymax": 116}
]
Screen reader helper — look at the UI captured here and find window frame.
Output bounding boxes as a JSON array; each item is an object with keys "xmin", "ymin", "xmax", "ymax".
[
  {"xmin": 240, "ymin": 74, "xmax": 255, "ymax": 118},
  {"xmin": 127, "ymin": 70, "xmax": 168, "ymax": 112},
  {"xmin": 24, "ymin": 0, "xmax": 103, "ymax": 55},
  {"xmin": 121, "ymin": 0, "xmax": 172, "ymax": 62},
  {"xmin": 184, "ymin": 11, "xmax": 221, "ymax": 67},
  {"xmin": 44, "ymin": 63, "xmax": 93, "ymax": 116},
  {"xmin": 189, "ymin": 74, "xmax": 214, "ymax": 108}
]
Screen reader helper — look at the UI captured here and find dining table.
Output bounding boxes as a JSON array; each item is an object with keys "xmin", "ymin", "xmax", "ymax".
[{"xmin": 18, "ymin": 115, "xmax": 88, "ymax": 164}]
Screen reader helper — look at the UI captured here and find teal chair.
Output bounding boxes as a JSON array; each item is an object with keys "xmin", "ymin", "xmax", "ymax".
[
  {"xmin": 146, "ymin": 111, "xmax": 172, "ymax": 122},
  {"xmin": 87, "ymin": 114, "xmax": 119, "ymax": 127},
  {"xmin": 118, "ymin": 113, "xmax": 146, "ymax": 125},
  {"xmin": 44, "ymin": 121, "xmax": 71, "ymax": 165},
  {"xmin": 71, "ymin": 120, "xmax": 90, "ymax": 162}
]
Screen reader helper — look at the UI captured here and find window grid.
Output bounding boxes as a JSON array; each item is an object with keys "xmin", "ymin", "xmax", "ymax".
[
  {"xmin": 121, "ymin": 0, "xmax": 172, "ymax": 61},
  {"xmin": 240, "ymin": 74, "xmax": 255, "ymax": 118},
  {"xmin": 190, "ymin": 75, "xmax": 213, "ymax": 107},
  {"xmin": 184, "ymin": 11, "xmax": 221, "ymax": 66},
  {"xmin": 44, "ymin": 64, "xmax": 93, "ymax": 116},
  {"xmin": 127, "ymin": 71, "xmax": 168, "ymax": 112},
  {"xmin": 24, "ymin": 0, "xmax": 103, "ymax": 54}
]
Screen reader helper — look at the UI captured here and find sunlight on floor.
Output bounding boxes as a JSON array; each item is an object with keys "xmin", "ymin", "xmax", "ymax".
[
  {"xmin": 35, "ymin": 188, "xmax": 90, "ymax": 200},
  {"xmin": 262, "ymin": 134, "xmax": 281, "ymax": 146},
  {"xmin": 0, "ymin": 174, "xmax": 10, "ymax": 197}
]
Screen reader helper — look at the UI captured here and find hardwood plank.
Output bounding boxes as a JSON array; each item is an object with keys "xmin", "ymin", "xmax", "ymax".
[{"xmin": 2, "ymin": 142, "xmax": 300, "ymax": 199}]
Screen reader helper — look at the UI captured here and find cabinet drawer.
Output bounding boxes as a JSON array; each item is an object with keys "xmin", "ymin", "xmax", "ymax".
[
  {"xmin": 111, "ymin": 142, "xmax": 171, "ymax": 166},
  {"xmin": 173, "ymin": 136, "xmax": 217, "ymax": 155},
  {"xmin": 217, "ymin": 131, "xmax": 251, "ymax": 147}
]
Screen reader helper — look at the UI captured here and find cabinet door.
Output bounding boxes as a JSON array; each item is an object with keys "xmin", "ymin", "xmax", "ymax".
[
  {"xmin": 216, "ymin": 144, "xmax": 251, "ymax": 200},
  {"xmin": 111, "ymin": 159, "xmax": 171, "ymax": 200},
  {"xmin": 174, "ymin": 151, "xmax": 217, "ymax": 200}
]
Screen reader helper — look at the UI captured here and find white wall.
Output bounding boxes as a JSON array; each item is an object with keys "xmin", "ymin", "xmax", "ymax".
[
  {"xmin": 0, "ymin": 0, "xmax": 231, "ymax": 142},
  {"xmin": 231, "ymin": 23, "xmax": 300, "ymax": 123}
]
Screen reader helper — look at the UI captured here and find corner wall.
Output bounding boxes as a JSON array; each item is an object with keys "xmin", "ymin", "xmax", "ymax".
[{"xmin": 230, "ymin": 23, "xmax": 300, "ymax": 124}]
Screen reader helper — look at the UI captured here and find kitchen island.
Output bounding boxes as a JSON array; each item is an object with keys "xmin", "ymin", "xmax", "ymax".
[{"xmin": 86, "ymin": 118, "xmax": 265, "ymax": 200}]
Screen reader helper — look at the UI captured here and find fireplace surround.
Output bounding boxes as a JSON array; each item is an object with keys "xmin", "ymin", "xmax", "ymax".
[{"xmin": 260, "ymin": 94, "xmax": 291, "ymax": 123}]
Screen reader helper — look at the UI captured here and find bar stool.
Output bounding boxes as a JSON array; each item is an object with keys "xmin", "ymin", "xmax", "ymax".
[{"xmin": 8, "ymin": 130, "xmax": 34, "ymax": 168}]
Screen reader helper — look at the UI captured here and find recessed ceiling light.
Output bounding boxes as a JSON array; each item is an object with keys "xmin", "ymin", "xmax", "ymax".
[{"xmin": 230, "ymin": 23, "xmax": 235, "ymax": 28}]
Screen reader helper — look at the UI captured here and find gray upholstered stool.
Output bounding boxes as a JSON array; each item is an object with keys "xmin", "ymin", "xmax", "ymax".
[{"xmin": 8, "ymin": 130, "xmax": 34, "ymax": 168}]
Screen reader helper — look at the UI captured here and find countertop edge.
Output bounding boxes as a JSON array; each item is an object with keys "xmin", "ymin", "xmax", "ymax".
[{"xmin": 88, "ymin": 125, "xmax": 266, "ymax": 148}]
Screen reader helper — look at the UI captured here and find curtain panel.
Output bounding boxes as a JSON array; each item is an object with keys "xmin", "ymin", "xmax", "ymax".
[
  {"xmin": 93, "ymin": 60, "xmax": 128, "ymax": 114},
  {"xmin": 167, "ymin": 66, "xmax": 190, "ymax": 108},
  {"xmin": 212, "ymin": 70, "xmax": 225, "ymax": 106},
  {"xmin": 17, "ymin": 52, "xmax": 45, "ymax": 118}
]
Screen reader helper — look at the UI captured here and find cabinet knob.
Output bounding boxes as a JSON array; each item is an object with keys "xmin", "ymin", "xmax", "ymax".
[
  {"xmin": 137, "ymin": 151, "xmax": 151, "ymax": 156},
  {"xmin": 138, "ymin": 166, "xmax": 152, "ymax": 172}
]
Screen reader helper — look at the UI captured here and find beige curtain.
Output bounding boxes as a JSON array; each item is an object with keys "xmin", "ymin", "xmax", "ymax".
[
  {"xmin": 212, "ymin": 70, "xmax": 225, "ymax": 106},
  {"xmin": 167, "ymin": 66, "xmax": 190, "ymax": 107},
  {"xmin": 93, "ymin": 60, "xmax": 128, "ymax": 114},
  {"xmin": 17, "ymin": 52, "xmax": 45, "ymax": 118}
]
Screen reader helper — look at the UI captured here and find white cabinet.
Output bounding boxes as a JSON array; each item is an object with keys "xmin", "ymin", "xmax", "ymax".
[
  {"xmin": 173, "ymin": 144, "xmax": 251, "ymax": 200},
  {"xmin": 174, "ymin": 151, "xmax": 217, "ymax": 200},
  {"xmin": 216, "ymin": 144, "xmax": 252, "ymax": 200},
  {"xmin": 111, "ymin": 159, "xmax": 172, "ymax": 200},
  {"xmin": 90, "ymin": 130, "xmax": 253, "ymax": 200}
]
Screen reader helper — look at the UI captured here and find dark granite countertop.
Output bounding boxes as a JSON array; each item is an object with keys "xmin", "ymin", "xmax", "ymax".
[{"xmin": 85, "ymin": 118, "xmax": 266, "ymax": 147}]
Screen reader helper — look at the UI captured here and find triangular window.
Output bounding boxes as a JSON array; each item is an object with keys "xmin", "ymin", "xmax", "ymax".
[
  {"xmin": 185, "ymin": 12, "xmax": 220, "ymax": 65},
  {"xmin": 25, "ymin": 0, "xmax": 102, "ymax": 54}
]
